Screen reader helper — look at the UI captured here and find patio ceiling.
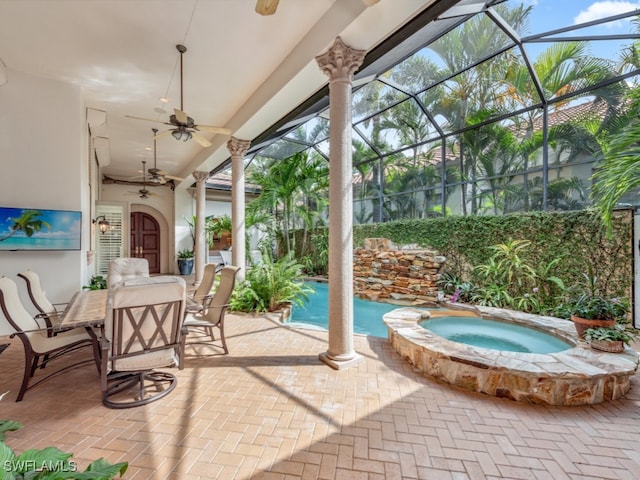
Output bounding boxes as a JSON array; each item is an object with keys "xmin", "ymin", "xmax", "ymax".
[{"xmin": 0, "ymin": 0, "xmax": 449, "ymax": 189}]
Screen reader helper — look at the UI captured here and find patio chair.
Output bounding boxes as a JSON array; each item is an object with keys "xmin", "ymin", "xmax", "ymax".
[
  {"xmin": 218, "ymin": 248, "xmax": 232, "ymax": 269},
  {"xmin": 107, "ymin": 257, "xmax": 149, "ymax": 290},
  {"xmin": 17, "ymin": 270, "xmax": 70, "ymax": 335},
  {"xmin": 0, "ymin": 276, "xmax": 96, "ymax": 402},
  {"xmin": 101, "ymin": 275, "xmax": 187, "ymax": 408},
  {"xmin": 185, "ymin": 263, "xmax": 217, "ymax": 314},
  {"xmin": 183, "ymin": 265, "xmax": 240, "ymax": 354}
]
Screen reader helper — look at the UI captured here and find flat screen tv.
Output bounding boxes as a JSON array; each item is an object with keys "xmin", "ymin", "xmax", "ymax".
[{"xmin": 0, "ymin": 207, "xmax": 81, "ymax": 251}]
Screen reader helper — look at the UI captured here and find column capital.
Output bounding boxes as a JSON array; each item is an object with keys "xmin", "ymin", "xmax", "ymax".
[
  {"xmin": 192, "ymin": 171, "xmax": 209, "ymax": 183},
  {"xmin": 227, "ymin": 137, "xmax": 251, "ymax": 157},
  {"xmin": 316, "ymin": 36, "xmax": 366, "ymax": 83}
]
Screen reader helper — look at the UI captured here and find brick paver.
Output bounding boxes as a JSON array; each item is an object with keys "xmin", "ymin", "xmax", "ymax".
[{"xmin": 1, "ymin": 313, "xmax": 639, "ymax": 479}]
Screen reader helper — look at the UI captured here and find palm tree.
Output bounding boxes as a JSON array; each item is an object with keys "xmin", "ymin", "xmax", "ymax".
[
  {"xmin": 593, "ymin": 86, "xmax": 640, "ymax": 232},
  {"xmin": 0, "ymin": 210, "xmax": 51, "ymax": 242},
  {"xmin": 248, "ymin": 151, "xmax": 328, "ymax": 255}
]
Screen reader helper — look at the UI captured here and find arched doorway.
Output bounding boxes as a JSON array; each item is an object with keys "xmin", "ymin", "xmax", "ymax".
[{"xmin": 131, "ymin": 212, "xmax": 160, "ymax": 273}]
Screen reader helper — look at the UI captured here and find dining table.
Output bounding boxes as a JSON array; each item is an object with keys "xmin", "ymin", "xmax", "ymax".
[
  {"xmin": 57, "ymin": 289, "xmax": 109, "ymax": 330},
  {"xmin": 56, "ymin": 289, "xmax": 109, "ymax": 369}
]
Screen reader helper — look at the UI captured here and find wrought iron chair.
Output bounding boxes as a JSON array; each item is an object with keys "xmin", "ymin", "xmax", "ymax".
[
  {"xmin": 183, "ymin": 265, "xmax": 240, "ymax": 354},
  {"xmin": 101, "ymin": 276, "xmax": 187, "ymax": 408},
  {"xmin": 107, "ymin": 257, "xmax": 149, "ymax": 290},
  {"xmin": 185, "ymin": 263, "xmax": 218, "ymax": 314},
  {"xmin": 17, "ymin": 270, "xmax": 70, "ymax": 335},
  {"xmin": 0, "ymin": 276, "xmax": 96, "ymax": 402}
]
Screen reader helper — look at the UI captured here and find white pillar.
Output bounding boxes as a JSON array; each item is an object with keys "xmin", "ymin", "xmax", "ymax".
[
  {"xmin": 316, "ymin": 37, "xmax": 366, "ymax": 370},
  {"xmin": 227, "ymin": 137, "xmax": 251, "ymax": 281},
  {"xmin": 193, "ymin": 170, "xmax": 209, "ymax": 286}
]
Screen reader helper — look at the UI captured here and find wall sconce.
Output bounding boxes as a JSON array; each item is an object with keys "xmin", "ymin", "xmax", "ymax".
[{"xmin": 93, "ymin": 215, "xmax": 110, "ymax": 234}]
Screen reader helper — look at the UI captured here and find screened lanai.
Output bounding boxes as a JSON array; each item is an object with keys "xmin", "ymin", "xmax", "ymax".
[{"xmin": 214, "ymin": 0, "xmax": 640, "ymax": 224}]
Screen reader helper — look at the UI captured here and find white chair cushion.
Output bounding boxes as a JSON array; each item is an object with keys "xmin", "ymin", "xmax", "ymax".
[{"xmin": 111, "ymin": 350, "xmax": 178, "ymax": 372}]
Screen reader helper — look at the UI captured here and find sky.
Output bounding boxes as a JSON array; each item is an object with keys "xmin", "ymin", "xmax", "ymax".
[
  {"xmin": 524, "ymin": 0, "xmax": 640, "ymax": 59},
  {"xmin": 526, "ymin": 0, "xmax": 640, "ymax": 30}
]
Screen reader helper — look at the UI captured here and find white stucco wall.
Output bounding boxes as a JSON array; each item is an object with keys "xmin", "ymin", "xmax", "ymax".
[{"xmin": 0, "ymin": 69, "xmax": 88, "ymax": 334}]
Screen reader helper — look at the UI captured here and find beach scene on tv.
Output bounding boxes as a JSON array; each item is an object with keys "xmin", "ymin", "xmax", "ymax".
[{"xmin": 0, "ymin": 207, "xmax": 81, "ymax": 251}]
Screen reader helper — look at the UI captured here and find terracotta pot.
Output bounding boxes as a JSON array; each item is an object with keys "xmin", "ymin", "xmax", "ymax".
[
  {"xmin": 570, "ymin": 315, "xmax": 616, "ymax": 339},
  {"xmin": 590, "ymin": 339, "xmax": 625, "ymax": 353}
]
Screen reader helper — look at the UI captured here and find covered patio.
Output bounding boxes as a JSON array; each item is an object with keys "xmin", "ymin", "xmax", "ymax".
[{"xmin": 2, "ymin": 313, "xmax": 639, "ymax": 479}]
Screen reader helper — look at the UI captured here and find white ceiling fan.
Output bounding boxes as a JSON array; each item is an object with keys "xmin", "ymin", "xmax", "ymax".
[
  {"xmin": 126, "ymin": 44, "xmax": 231, "ymax": 147},
  {"xmin": 255, "ymin": 0, "xmax": 380, "ymax": 16}
]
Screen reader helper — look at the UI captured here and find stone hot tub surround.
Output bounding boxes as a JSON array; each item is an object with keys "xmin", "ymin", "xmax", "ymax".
[
  {"xmin": 384, "ymin": 305, "xmax": 640, "ymax": 406},
  {"xmin": 354, "ymin": 238, "xmax": 446, "ymax": 305}
]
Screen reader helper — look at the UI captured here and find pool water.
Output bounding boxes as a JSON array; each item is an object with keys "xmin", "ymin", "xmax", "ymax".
[
  {"xmin": 291, "ymin": 282, "xmax": 573, "ymax": 353},
  {"xmin": 420, "ymin": 316, "xmax": 572, "ymax": 353},
  {"xmin": 290, "ymin": 282, "xmax": 399, "ymax": 338}
]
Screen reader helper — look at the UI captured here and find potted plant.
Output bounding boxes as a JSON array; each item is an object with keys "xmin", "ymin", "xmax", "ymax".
[
  {"xmin": 177, "ymin": 249, "xmax": 194, "ymax": 275},
  {"xmin": 562, "ymin": 270, "xmax": 628, "ymax": 339},
  {"xmin": 568, "ymin": 293, "xmax": 628, "ymax": 339},
  {"xmin": 584, "ymin": 324, "xmax": 638, "ymax": 353},
  {"xmin": 206, "ymin": 215, "xmax": 232, "ymax": 250}
]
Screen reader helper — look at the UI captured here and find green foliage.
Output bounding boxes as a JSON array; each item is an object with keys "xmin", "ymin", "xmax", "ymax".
[
  {"xmin": 0, "ymin": 420, "xmax": 128, "ymax": 479},
  {"xmin": 593, "ymin": 87, "xmax": 640, "ymax": 234},
  {"xmin": 584, "ymin": 324, "xmax": 638, "ymax": 345},
  {"xmin": 82, "ymin": 275, "xmax": 107, "ymax": 291},
  {"xmin": 467, "ymin": 238, "xmax": 565, "ymax": 313},
  {"xmin": 177, "ymin": 249, "xmax": 194, "ymax": 259},
  {"xmin": 230, "ymin": 250, "xmax": 314, "ymax": 313},
  {"xmin": 354, "ymin": 210, "xmax": 633, "ymax": 313},
  {"xmin": 554, "ymin": 269, "xmax": 629, "ymax": 321},
  {"xmin": 299, "ymin": 230, "xmax": 329, "ymax": 276},
  {"xmin": 205, "ymin": 215, "xmax": 232, "ymax": 247}
]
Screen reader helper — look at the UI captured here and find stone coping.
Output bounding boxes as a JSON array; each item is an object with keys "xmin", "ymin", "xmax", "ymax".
[{"xmin": 383, "ymin": 305, "xmax": 640, "ymax": 406}]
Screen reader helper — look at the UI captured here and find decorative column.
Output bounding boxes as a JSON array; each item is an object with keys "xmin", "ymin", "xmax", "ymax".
[
  {"xmin": 193, "ymin": 170, "xmax": 209, "ymax": 285},
  {"xmin": 316, "ymin": 37, "xmax": 366, "ymax": 370},
  {"xmin": 227, "ymin": 137, "xmax": 251, "ymax": 281}
]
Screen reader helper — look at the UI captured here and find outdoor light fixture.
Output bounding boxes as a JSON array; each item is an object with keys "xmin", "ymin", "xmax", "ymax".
[{"xmin": 93, "ymin": 215, "xmax": 110, "ymax": 234}]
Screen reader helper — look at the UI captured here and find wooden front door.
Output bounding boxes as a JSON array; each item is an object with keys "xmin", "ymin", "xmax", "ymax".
[{"xmin": 130, "ymin": 212, "xmax": 160, "ymax": 273}]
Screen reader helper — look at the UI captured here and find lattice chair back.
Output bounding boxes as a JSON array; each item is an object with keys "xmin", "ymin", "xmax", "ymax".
[{"xmin": 101, "ymin": 275, "xmax": 186, "ymax": 408}]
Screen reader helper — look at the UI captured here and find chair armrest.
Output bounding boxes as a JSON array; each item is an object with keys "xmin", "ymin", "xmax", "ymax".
[
  {"xmin": 9, "ymin": 322, "xmax": 57, "ymax": 336},
  {"xmin": 52, "ymin": 302, "xmax": 69, "ymax": 313}
]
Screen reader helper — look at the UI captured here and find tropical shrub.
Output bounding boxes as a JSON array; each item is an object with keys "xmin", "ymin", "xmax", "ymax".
[{"xmin": 230, "ymin": 249, "xmax": 314, "ymax": 313}]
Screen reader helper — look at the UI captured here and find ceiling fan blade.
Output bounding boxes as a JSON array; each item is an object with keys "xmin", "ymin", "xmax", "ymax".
[
  {"xmin": 194, "ymin": 124, "xmax": 232, "ymax": 135},
  {"xmin": 154, "ymin": 130, "xmax": 174, "ymax": 140},
  {"xmin": 125, "ymin": 115, "xmax": 171, "ymax": 125},
  {"xmin": 148, "ymin": 175, "xmax": 167, "ymax": 185},
  {"xmin": 164, "ymin": 174, "xmax": 185, "ymax": 182},
  {"xmin": 174, "ymin": 109, "xmax": 189, "ymax": 124},
  {"xmin": 191, "ymin": 131, "xmax": 212, "ymax": 147},
  {"xmin": 256, "ymin": 0, "xmax": 279, "ymax": 15}
]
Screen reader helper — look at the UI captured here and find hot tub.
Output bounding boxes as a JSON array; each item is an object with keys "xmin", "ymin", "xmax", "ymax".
[{"xmin": 383, "ymin": 305, "xmax": 639, "ymax": 406}]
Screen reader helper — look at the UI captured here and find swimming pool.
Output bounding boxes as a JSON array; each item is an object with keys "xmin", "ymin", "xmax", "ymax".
[{"xmin": 290, "ymin": 281, "xmax": 400, "ymax": 338}]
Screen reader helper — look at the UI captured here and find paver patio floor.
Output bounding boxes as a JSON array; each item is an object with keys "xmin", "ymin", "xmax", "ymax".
[{"xmin": 1, "ymin": 312, "xmax": 639, "ymax": 479}]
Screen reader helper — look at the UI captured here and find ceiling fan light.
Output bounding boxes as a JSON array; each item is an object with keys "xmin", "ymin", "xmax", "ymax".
[{"xmin": 183, "ymin": 131, "xmax": 192, "ymax": 142}]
